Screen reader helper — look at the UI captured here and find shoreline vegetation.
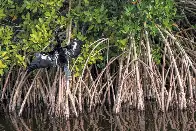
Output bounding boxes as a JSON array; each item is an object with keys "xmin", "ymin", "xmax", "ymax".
[{"xmin": 0, "ymin": 0, "xmax": 196, "ymax": 119}]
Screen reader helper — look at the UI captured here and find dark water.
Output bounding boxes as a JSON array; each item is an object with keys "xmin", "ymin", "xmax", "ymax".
[{"xmin": 0, "ymin": 105, "xmax": 195, "ymax": 131}]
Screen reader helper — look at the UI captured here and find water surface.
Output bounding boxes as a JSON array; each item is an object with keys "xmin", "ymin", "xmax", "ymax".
[{"xmin": 0, "ymin": 104, "xmax": 195, "ymax": 131}]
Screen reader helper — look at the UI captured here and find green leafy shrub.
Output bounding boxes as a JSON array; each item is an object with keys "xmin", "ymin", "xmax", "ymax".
[{"xmin": 0, "ymin": 0, "xmax": 177, "ymax": 76}]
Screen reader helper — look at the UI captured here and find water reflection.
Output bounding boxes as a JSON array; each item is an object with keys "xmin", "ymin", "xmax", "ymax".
[{"xmin": 0, "ymin": 105, "xmax": 195, "ymax": 131}]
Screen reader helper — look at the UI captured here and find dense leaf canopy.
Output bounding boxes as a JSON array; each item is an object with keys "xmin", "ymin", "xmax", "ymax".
[{"xmin": 0, "ymin": 0, "xmax": 178, "ymax": 75}]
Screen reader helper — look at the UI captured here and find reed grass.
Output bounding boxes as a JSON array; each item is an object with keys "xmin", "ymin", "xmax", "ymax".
[{"xmin": 0, "ymin": 25, "xmax": 195, "ymax": 118}]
